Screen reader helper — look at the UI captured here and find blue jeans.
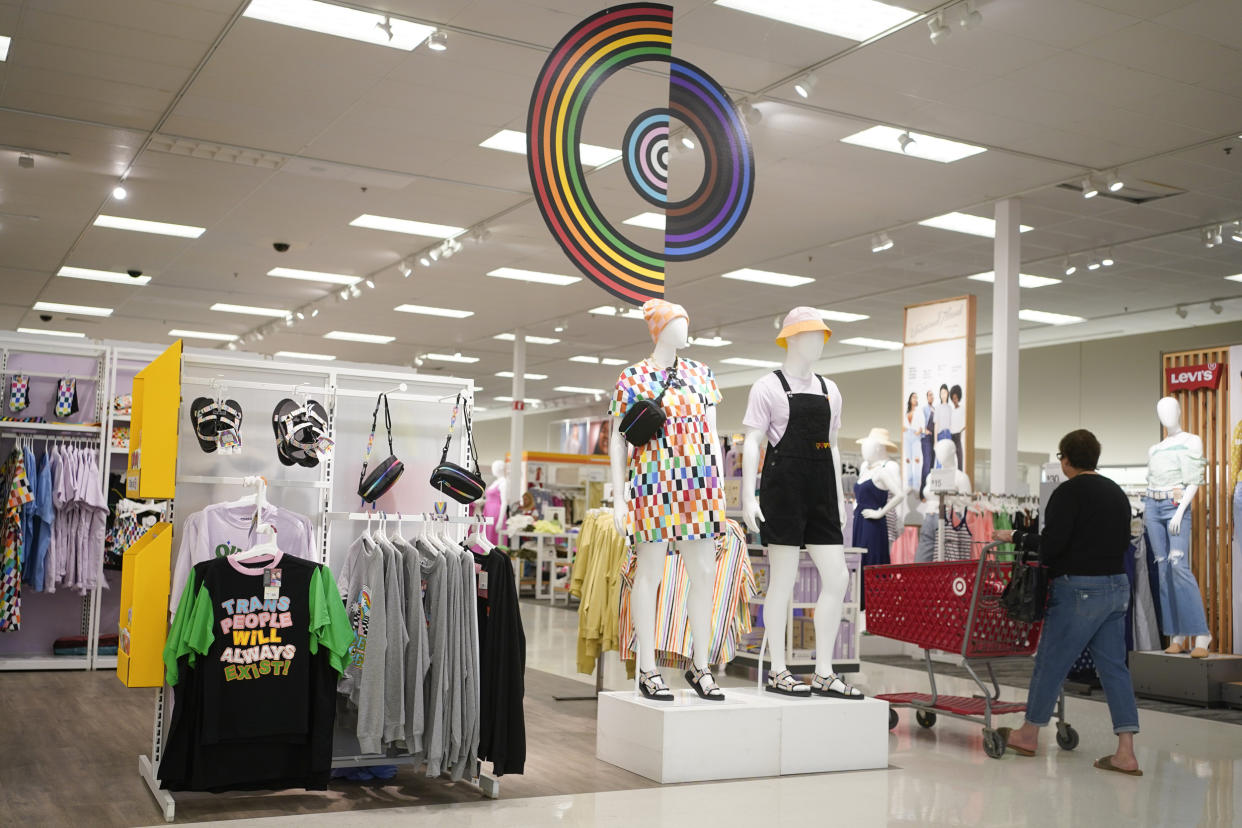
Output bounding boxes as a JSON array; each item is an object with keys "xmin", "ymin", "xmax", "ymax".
[
  {"xmin": 1143, "ymin": 497, "xmax": 1209, "ymax": 637},
  {"xmin": 1026, "ymin": 575, "xmax": 1139, "ymax": 734}
]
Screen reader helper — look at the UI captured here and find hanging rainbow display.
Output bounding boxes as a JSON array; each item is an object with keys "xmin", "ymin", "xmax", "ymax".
[{"xmin": 527, "ymin": 3, "xmax": 755, "ymax": 305}]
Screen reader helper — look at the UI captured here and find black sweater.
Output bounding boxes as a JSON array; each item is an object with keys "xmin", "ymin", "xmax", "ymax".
[{"xmin": 1014, "ymin": 473, "xmax": 1131, "ymax": 579}]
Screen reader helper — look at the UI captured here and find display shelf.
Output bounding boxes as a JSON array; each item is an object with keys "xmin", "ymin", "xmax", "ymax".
[
  {"xmin": 0, "ymin": 421, "xmax": 101, "ymax": 433},
  {"xmin": 0, "ymin": 654, "xmax": 92, "ymax": 671}
]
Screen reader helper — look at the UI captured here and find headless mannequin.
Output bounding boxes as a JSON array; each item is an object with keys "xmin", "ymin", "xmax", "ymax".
[
  {"xmin": 610, "ymin": 316, "xmax": 722, "ymax": 689},
  {"xmin": 485, "ymin": 459, "xmax": 508, "ymax": 542},
  {"xmin": 1148, "ymin": 397, "xmax": 1211, "ymax": 655},
  {"xmin": 916, "ymin": 439, "xmax": 973, "ymax": 563},
  {"xmin": 742, "ymin": 330, "xmax": 853, "ymax": 696}
]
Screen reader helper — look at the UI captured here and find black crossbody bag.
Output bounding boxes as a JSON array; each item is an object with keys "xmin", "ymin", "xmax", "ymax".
[
  {"xmin": 357, "ymin": 393, "xmax": 405, "ymax": 503},
  {"xmin": 619, "ymin": 358, "xmax": 677, "ymax": 446},
  {"xmin": 429, "ymin": 393, "xmax": 486, "ymax": 504}
]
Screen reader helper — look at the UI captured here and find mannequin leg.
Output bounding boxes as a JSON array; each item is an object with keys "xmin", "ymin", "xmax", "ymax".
[
  {"xmin": 764, "ymin": 546, "xmax": 801, "ymax": 673},
  {"xmin": 632, "ymin": 541, "xmax": 669, "ymax": 672},
  {"xmin": 679, "ymin": 539, "xmax": 718, "ymax": 671},
  {"xmin": 806, "ymin": 545, "xmax": 848, "ymax": 677}
]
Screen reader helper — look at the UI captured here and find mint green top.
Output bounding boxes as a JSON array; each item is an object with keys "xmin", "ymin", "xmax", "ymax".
[{"xmin": 1147, "ymin": 438, "xmax": 1206, "ymax": 490}]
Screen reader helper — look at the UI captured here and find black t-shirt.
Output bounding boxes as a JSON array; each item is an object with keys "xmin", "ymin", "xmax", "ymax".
[{"xmin": 1018, "ymin": 473, "xmax": 1131, "ymax": 578}]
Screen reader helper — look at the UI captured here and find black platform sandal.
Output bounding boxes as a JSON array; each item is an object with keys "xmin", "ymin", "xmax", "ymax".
[
  {"xmin": 684, "ymin": 665, "xmax": 725, "ymax": 701},
  {"xmin": 811, "ymin": 672, "xmax": 864, "ymax": 699},
  {"xmin": 765, "ymin": 669, "xmax": 811, "ymax": 697},
  {"xmin": 638, "ymin": 669, "xmax": 674, "ymax": 701}
]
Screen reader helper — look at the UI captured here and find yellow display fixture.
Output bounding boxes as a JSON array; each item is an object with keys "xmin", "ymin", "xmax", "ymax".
[
  {"xmin": 116, "ymin": 522, "xmax": 173, "ymax": 688},
  {"xmin": 127, "ymin": 340, "xmax": 182, "ymax": 499}
]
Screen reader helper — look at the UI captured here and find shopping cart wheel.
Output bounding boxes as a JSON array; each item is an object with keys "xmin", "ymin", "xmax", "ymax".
[
  {"xmin": 888, "ymin": 708, "xmax": 898, "ymax": 730},
  {"xmin": 1055, "ymin": 723, "xmax": 1079, "ymax": 751},
  {"xmin": 915, "ymin": 710, "xmax": 937, "ymax": 729},
  {"xmin": 982, "ymin": 728, "xmax": 1005, "ymax": 759}
]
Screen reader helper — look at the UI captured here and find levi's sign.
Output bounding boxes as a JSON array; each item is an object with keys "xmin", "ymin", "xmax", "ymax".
[{"xmin": 1165, "ymin": 363, "xmax": 1223, "ymax": 392}]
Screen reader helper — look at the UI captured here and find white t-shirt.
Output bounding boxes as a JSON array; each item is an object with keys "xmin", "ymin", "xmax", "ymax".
[
  {"xmin": 743, "ymin": 371, "xmax": 842, "ymax": 446},
  {"xmin": 951, "ymin": 403, "xmax": 965, "ymax": 435}
]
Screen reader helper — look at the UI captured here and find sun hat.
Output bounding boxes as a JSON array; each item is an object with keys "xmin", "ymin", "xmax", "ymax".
[
  {"xmin": 776, "ymin": 306, "xmax": 831, "ymax": 349},
  {"xmin": 642, "ymin": 299, "xmax": 689, "ymax": 344},
  {"xmin": 856, "ymin": 427, "xmax": 898, "ymax": 448}
]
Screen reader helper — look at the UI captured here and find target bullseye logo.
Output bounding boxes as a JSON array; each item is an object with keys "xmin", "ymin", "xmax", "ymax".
[
  {"xmin": 527, "ymin": 3, "xmax": 755, "ymax": 304},
  {"xmin": 952, "ymin": 576, "xmax": 968, "ymax": 597}
]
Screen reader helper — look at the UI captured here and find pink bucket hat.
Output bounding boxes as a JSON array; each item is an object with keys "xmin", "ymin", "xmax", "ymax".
[
  {"xmin": 642, "ymin": 299, "xmax": 689, "ymax": 343},
  {"xmin": 775, "ymin": 306, "xmax": 831, "ymax": 349}
]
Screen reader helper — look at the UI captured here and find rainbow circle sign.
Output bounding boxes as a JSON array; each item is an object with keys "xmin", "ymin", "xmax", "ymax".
[{"xmin": 526, "ymin": 2, "xmax": 756, "ymax": 305}]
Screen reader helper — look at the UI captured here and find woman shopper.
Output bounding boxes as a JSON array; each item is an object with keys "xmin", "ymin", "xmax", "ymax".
[{"xmin": 995, "ymin": 429, "xmax": 1142, "ymax": 776}]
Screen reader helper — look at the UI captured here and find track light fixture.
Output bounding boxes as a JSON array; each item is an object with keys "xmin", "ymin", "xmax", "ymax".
[
  {"xmin": 793, "ymin": 73, "xmax": 818, "ymax": 98},
  {"xmin": 928, "ymin": 13, "xmax": 951, "ymax": 45},
  {"xmin": 681, "ymin": 136, "xmax": 695, "ymax": 150},
  {"xmin": 311, "ymin": 308, "xmax": 319, "ymax": 318},
  {"xmin": 427, "ymin": 30, "xmax": 447, "ymax": 51},
  {"xmin": 1063, "ymin": 258, "xmax": 1076, "ymax": 277},
  {"xmin": 296, "ymin": 311, "xmax": 305, "ymax": 320},
  {"xmin": 339, "ymin": 288, "xmax": 349, "ymax": 301},
  {"xmin": 112, "ymin": 184, "xmax": 127, "ymax": 200},
  {"xmin": 399, "ymin": 260, "xmax": 412, "ymax": 278},
  {"xmin": 365, "ymin": 279, "xmax": 376, "ymax": 289},
  {"xmin": 1104, "ymin": 170, "xmax": 1124, "ymax": 192},
  {"xmin": 17, "ymin": 153, "xmax": 33, "ymax": 169},
  {"xmin": 375, "ymin": 15, "xmax": 394, "ymax": 41},
  {"xmin": 1203, "ymin": 225, "xmax": 1223, "ymax": 247},
  {"xmin": 897, "ymin": 131, "xmax": 915, "ymax": 153},
  {"xmin": 741, "ymin": 101, "xmax": 762, "ymax": 125},
  {"xmin": 1210, "ymin": 300, "xmax": 1222, "ymax": 315},
  {"xmin": 870, "ymin": 232, "xmax": 894, "ymax": 253},
  {"xmin": 1230, "ymin": 222, "xmax": 1242, "ymax": 243},
  {"xmin": 960, "ymin": 1, "xmax": 982, "ymax": 29},
  {"xmin": 1101, "ymin": 249, "xmax": 1114, "ymax": 267},
  {"xmin": 284, "ymin": 315, "xmax": 294, "ymax": 327},
  {"xmin": 1175, "ymin": 305, "xmax": 1188, "ymax": 319},
  {"xmin": 226, "ymin": 341, "xmax": 238, "ymax": 351},
  {"xmin": 350, "ymin": 284, "xmax": 362, "ymax": 298},
  {"xmin": 419, "ymin": 255, "xmax": 431, "ymax": 267},
  {"xmin": 1081, "ymin": 175, "xmax": 1099, "ymax": 199},
  {"xmin": 1087, "ymin": 258, "xmax": 1101, "ymax": 271}
]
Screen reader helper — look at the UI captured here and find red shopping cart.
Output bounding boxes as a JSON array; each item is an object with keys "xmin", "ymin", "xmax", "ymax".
[{"xmin": 864, "ymin": 542, "xmax": 1078, "ymax": 759}]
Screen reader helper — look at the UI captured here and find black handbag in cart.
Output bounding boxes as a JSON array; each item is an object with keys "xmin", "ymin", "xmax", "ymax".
[
  {"xmin": 429, "ymin": 393, "xmax": 486, "ymax": 504},
  {"xmin": 357, "ymin": 393, "xmax": 405, "ymax": 503},
  {"xmin": 618, "ymin": 358, "xmax": 678, "ymax": 446},
  {"xmin": 1000, "ymin": 547, "xmax": 1048, "ymax": 623}
]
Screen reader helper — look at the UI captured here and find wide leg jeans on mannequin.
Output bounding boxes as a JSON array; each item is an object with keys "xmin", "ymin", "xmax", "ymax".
[{"xmin": 1142, "ymin": 497, "xmax": 1209, "ymax": 637}]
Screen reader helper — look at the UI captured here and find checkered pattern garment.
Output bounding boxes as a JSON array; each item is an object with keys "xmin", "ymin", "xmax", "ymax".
[
  {"xmin": 610, "ymin": 357, "xmax": 726, "ymax": 544},
  {"xmin": 1, "ymin": 450, "xmax": 34, "ymax": 631},
  {"xmin": 55, "ymin": 378, "xmax": 77, "ymax": 418},
  {"xmin": 8, "ymin": 375, "xmax": 28, "ymax": 412}
]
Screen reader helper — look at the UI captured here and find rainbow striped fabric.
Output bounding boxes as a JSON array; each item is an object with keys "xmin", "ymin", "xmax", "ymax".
[{"xmin": 0, "ymin": 450, "xmax": 33, "ymax": 631}]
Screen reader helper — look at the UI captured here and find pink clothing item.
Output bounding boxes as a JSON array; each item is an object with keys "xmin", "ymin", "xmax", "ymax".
[
  {"xmin": 743, "ymin": 371, "xmax": 842, "ymax": 446},
  {"xmin": 482, "ymin": 483, "xmax": 502, "ymax": 545},
  {"xmin": 641, "ymin": 299, "xmax": 688, "ymax": 343},
  {"xmin": 890, "ymin": 525, "xmax": 919, "ymax": 565},
  {"xmin": 966, "ymin": 509, "xmax": 993, "ymax": 554}
]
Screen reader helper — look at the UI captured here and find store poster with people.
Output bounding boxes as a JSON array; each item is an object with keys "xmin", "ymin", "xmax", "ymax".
[
  {"xmin": 1230, "ymin": 345, "xmax": 1241, "ymax": 653},
  {"xmin": 901, "ymin": 296, "xmax": 976, "ymax": 497},
  {"xmin": 554, "ymin": 416, "xmax": 612, "ymax": 455}
]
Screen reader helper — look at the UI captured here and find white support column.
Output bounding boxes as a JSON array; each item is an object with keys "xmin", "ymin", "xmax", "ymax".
[
  {"xmin": 991, "ymin": 198, "xmax": 1021, "ymax": 493},
  {"xmin": 506, "ymin": 330, "xmax": 526, "ymax": 508}
]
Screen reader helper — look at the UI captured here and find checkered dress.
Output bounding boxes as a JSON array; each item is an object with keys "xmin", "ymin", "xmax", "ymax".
[{"xmin": 610, "ymin": 358, "xmax": 725, "ymax": 544}]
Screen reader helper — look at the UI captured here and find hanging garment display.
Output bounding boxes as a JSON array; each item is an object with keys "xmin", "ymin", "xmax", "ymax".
[
  {"xmin": 43, "ymin": 442, "xmax": 108, "ymax": 595},
  {"xmin": 572, "ymin": 509, "xmax": 628, "ymax": 674},
  {"xmin": 0, "ymin": 448, "xmax": 34, "ymax": 630}
]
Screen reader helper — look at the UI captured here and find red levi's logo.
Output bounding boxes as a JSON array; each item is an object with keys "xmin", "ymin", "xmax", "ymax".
[{"xmin": 1165, "ymin": 363, "xmax": 1223, "ymax": 392}]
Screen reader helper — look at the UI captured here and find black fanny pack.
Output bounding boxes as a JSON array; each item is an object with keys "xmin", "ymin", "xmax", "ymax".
[
  {"xmin": 358, "ymin": 393, "xmax": 404, "ymax": 503},
  {"xmin": 619, "ymin": 358, "xmax": 677, "ymax": 446},
  {"xmin": 429, "ymin": 393, "xmax": 485, "ymax": 504}
]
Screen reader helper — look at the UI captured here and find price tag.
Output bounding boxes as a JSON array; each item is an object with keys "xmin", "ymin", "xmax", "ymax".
[{"xmin": 263, "ymin": 568, "xmax": 282, "ymax": 601}]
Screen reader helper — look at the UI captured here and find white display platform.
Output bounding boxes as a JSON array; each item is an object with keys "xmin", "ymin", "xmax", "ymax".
[
  {"xmin": 596, "ymin": 689, "xmax": 782, "ymax": 783},
  {"xmin": 597, "ymin": 686, "xmax": 889, "ymax": 783},
  {"xmin": 731, "ymin": 687, "xmax": 889, "ymax": 775}
]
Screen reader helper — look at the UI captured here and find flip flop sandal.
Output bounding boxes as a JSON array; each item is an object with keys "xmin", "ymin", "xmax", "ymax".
[
  {"xmin": 765, "ymin": 669, "xmax": 811, "ymax": 697},
  {"xmin": 638, "ymin": 669, "xmax": 673, "ymax": 702},
  {"xmin": 292, "ymin": 400, "xmax": 330, "ymax": 467},
  {"xmin": 190, "ymin": 397, "xmax": 220, "ymax": 453},
  {"xmin": 684, "ymin": 666, "xmax": 725, "ymax": 701},
  {"xmin": 272, "ymin": 399, "xmax": 301, "ymax": 466},
  {"xmin": 216, "ymin": 400, "xmax": 243, "ymax": 453},
  {"xmin": 811, "ymin": 673, "xmax": 865, "ymax": 700},
  {"xmin": 997, "ymin": 727, "xmax": 1035, "ymax": 757},
  {"xmin": 1094, "ymin": 756, "xmax": 1142, "ymax": 776}
]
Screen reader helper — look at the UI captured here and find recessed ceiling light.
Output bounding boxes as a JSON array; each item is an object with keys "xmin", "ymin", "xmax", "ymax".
[
  {"xmin": 494, "ymin": 333, "xmax": 562, "ymax": 345},
  {"xmin": 275, "ymin": 350, "xmax": 336, "ymax": 361},
  {"xmin": 479, "ymin": 129, "xmax": 621, "ymax": 168},
  {"xmin": 267, "ymin": 267, "xmax": 360, "ymax": 285},
  {"xmin": 713, "ymin": 0, "xmax": 916, "ymax": 41},
  {"xmin": 57, "ymin": 266, "xmax": 151, "ymax": 286},
  {"xmin": 486, "ymin": 267, "xmax": 581, "ymax": 286},
  {"xmin": 569, "ymin": 355, "xmax": 627, "ymax": 365},
  {"xmin": 242, "ymin": 0, "xmax": 435, "ymax": 50},
  {"xmin": 1019, "ymin": 309, "xmax": 1086, "ymax": 326},
  {"xmin": 324, "ymin": 330, "xmax": 396, "ymax": 344},
  {"xmin": 94, "ymin": 214, "xmax": 205, "ymax": 238},
  {"xmin": 721, "ymin": 357, "xmax": 783, "ymax": 369},
  {"xmin": 918, "ymin": 212, "xmax": 1033, "ymax": 238},
  {"xmin": 0, "ymin": 35, "xmax": 10, "ymax": 61},
  {"xmin": 17, "ymin": 327, "xmax": 84, "ymax": 338},
  {"xmin": 817, "ymin": 309, "xmax": 870, "ymax": 322},
  {"xmin": 839, "ymin": 336, "xmax": 903, "ymax": 350},
  {"xmin": 496, "ymin": 371, "xmax": 548, "ymax": 380},
  {"xmin": 425, "ymin": 352, "xmax": 480, "ymax": 364},
  {"xmin": 554, "ymin": 385, "xmax": 606, "ymax": 395},
  {"xmin": 394, "ymin": 303, "xmax": 474, "ymax": 318},
  {"xmin": 350, "ymin": 214, "xmax": 465, "ymax": 238},
  {"xmin": 589, "ymin": 305, "xmax": 644, "ymax": 320},
  {"xmin": 623, "ymin": 212, "xmax": 666, "ymax": 230},
  {"xmin": 495, "ymin": 396, "xmax": 542, "ymax": 404},
  {"xmin": 841, "ymin": 125, "xmax": 987, "ymax": 164},
  {"xmin": 32, "ymin": 301, "xmax": 112, "ymax": 317},
  {"xmin": 168, "ymin": 329, "xmax": 239, "ymax": 341},
  {"xmin": 721, "ymin": 268, "xmax": 815, "ymax": 287},
  {"xmin": 690, "ymin": 336, "xmax": 733, "ymax": 347},
  {"xmin": 967, "ymin": 272, "xmax": 1062, "ymax": 289},
  {"xmin": 211, "ymin": 302, "xmax": 290, "ymax": 317}
]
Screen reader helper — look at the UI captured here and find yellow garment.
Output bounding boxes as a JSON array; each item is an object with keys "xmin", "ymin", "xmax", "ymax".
[
  {"xmin": 574, "ymin": 511, "xmax": 630, "ymax": 674},
  {"xmin": 1231, "ymin": 418, "xmax": 1242, "ymax": 490}
]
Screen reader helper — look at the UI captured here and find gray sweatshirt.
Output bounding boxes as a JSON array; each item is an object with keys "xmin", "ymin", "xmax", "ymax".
[
  {"xmin": 395, "ymin": 536, "xmax": 430, "ymax": 756},
  {"xmin": 418, "ymin": 539, "xmax": 450, "ymax": 776},
  {"xmin": 378, "ymin": 535, "xmax": 408, "ymax": 747},
  {"xmin": 337, "ymin": 535, "xmax": 387, "ymax": 755},
  {"xmin": 450, "ymin": 544, "xmax": 480, "ymax": 781},
  {"xmin": 439, "ymin": 537, "xmax": 463, "ymax": 776}
]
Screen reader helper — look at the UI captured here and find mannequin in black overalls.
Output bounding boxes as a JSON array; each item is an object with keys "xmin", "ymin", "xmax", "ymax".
[{"xmin": 742, "ymin": 308, "xmax": 864, "ymax": 700}]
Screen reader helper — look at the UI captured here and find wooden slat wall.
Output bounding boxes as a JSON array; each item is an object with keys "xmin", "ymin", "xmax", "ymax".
[{"xmin": 1162, "ymin": 348, "xmax": 1232, "ymax": 653}]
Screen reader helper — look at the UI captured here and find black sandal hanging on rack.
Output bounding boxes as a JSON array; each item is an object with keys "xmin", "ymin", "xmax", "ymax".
[
  {"xmin": 684, "ymin": 665, "xmax": 725, "ymax": 701},
  {"xmin": 811, "ymin": 672, "xmax": 865, "ymax": 699},
  {"xmin": 638, "ymin": 669, "xmax": 674, "ymax": 702}
]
